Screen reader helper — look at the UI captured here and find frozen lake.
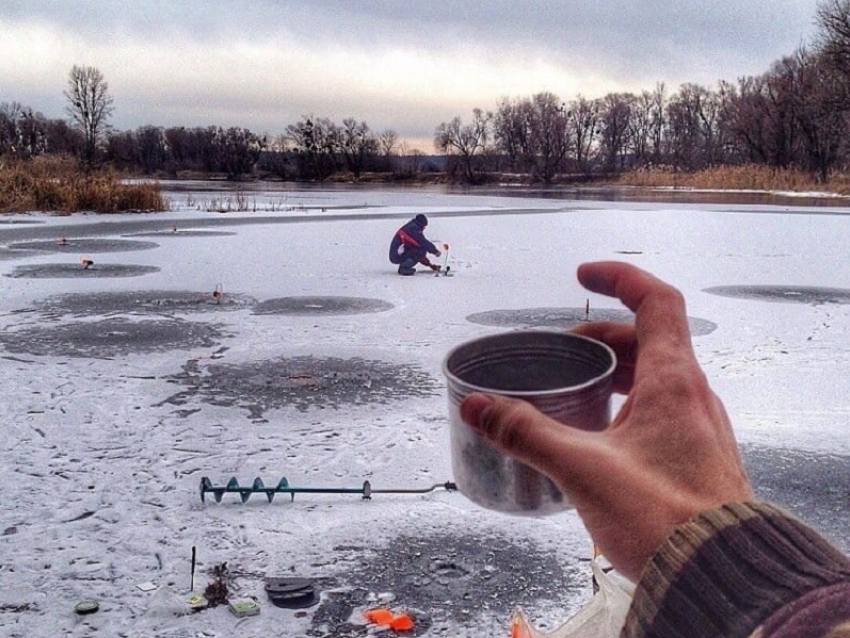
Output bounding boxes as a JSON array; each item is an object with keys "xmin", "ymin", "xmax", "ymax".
[{"xmin": 1, "ymin": 184, "xmax": 848, "ymax": 637}]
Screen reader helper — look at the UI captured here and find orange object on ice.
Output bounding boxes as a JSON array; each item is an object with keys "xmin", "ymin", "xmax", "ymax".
[
  {"xmin": 364, "ymin": 608, "xmax": 415, "ymax": 631},
  {"xmin": 511, "ymin": 613, "xmax": 530, "ymax": 638},
  {"xmin": 389, "ymin": 613, "xmax": 414, "ymax": 631},
  {"xmin": 364, "ymin": 608, "xmax": 394, "ymax": 624}
]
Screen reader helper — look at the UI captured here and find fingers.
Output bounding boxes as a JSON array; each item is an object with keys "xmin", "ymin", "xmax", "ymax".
[
  {"xmin": 460, "ymin": 393, "xmax": 597, "ymax": 488},
  {"xmin": 572, "ymin": 321, "xmax": 637, "ymax": 394},
  {"xmin": 572, "ymin": 320, "xmax": 635, "ymax": 356},
  {"xmin": 577, "ymin": 261, "xmax": 696, "ymax": 369}
]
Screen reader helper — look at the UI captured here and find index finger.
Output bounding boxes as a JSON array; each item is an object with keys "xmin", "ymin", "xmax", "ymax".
[{"xmin": 577, "ymin": 261, "xmax": 694, "ymax": 361}]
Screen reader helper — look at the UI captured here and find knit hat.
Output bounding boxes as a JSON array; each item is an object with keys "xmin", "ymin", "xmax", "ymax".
[{"xmin": 414, "ymin": 214, "xmax": 428, "ymax": 227}]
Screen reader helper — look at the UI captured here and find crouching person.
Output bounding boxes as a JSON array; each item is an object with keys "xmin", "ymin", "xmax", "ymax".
[{"xmin": 388, "ymin": 214, "xmax": 442, "ymax": 275}]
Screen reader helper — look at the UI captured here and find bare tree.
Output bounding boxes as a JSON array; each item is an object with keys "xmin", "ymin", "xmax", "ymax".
[
  {"xmin": 664, "ymin": 83, "xmax": 723, "ymax": 170},
  {"xmin": 598, "ymin": 92, "xmax": 634, "ymax": 173},
  {"xmin": 817, "ymin": 0, "xmax": 850, "ymax": 79},
  {"xmin": 722, "ymin": 70, "xmax": 799, "ymax": 168},
  {"xmin": 566, "ymin": 96, "xmax": 601, "ymax": 175},
  {"xmin": 627, "ymin": 91, "xmax": 656, "ymax": 167},
  {"xmin": 377, "ymin": 128, "xmax": 399, "ymax": 172},
  {"xmin": 379, "ymin": 129, "xmax": 398, "ymax": 156},
  {"xmin": 64, "ymin": 65, "xmax": 114, "ymax": 169},
  {"xmin": 395, "ymin": 142, "xmax": 427, "ymax": 176},
  {"xmin": 212, "ymin": 126, "xmax": 266, "ymax": 179},
  {"xmin": 136, "ymin": 125, "xmax": 168, "ymax": 175},
  {"xmin": 339, "ymin": 118, "xmax": 378, "ymax": 179},
  {"xmin": 788, "ymin": 48, "xmax": 850, "ymax": 181},
  {"xmin": 527, "ymin": 93, "xmax": 571, "ymax": 183},
  {"xmin": 647, "ymin": 83, "xmax": 668, "ymax": 163},
  {"xmin": 493, "ymin": 93, "xmax": 570, "ymax": 183},
  {"xmin": 493, "ymin": 96, "xmax": 532, "ymax": 172},
  {"xmin": 622, "ymin": 84, "xmax": 669, "ymax": 167},
  {"xmin": 434, "ymin": 108, "xmax": 492, "ymax": 183},
  {"xmin": 286, "ymin": 116, "xmax": 340, "ymax": 181},
  {"xmin": 0, "ymin": 102, "xmax": 49, "ymax": 158}
]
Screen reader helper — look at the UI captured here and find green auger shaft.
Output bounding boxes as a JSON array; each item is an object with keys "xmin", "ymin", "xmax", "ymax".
[{"xmin": 199, "ymin": 476, "xmax": 457, "ymax": 504}]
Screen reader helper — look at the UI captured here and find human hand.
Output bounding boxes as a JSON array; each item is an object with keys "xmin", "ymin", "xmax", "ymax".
[
  {"xmin": 459, "ymin": 261, "xmax": 753, "ymax": 581},
  {"xmin": 434, "ymin": 249, "xmax": 442, "ymax": 258}
]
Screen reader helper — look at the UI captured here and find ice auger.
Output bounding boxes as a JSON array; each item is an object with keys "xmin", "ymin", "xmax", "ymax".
[{"xmin": 200, "ymin": 476, "xmax": 457, "ymax": 504}]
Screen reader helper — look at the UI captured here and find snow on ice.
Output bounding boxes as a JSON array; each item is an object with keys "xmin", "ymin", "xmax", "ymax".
[{"xmin": 1, "ymin": 184, "xmax": 849, "ymax": 637}]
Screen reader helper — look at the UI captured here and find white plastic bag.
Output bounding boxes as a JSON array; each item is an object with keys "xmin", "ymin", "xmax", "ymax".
[{"xmin": 510, "ymin": 558, "xmax": 634, "ymax": 638}]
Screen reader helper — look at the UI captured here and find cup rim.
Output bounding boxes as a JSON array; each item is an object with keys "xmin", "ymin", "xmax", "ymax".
[{"xmin": 442, "ymin": 329, "xmax": 617, "ymax": 397}]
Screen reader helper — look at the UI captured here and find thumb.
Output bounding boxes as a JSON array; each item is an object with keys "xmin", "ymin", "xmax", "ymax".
[{"xmin": 459, "ymin": 393, "xmax": 589, "ymax": 484}]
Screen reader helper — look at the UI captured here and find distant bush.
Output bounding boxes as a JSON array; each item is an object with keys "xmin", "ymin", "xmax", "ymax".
[
  {"xmin": 617, "ymin": 164, "xmax": 850, "ymax": 195},
  {"xmin": 0, "ymin": 156, "xmax": 166, "ymax": 214}
]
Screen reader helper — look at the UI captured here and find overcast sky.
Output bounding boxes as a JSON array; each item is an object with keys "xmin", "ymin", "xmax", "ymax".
[{"xmin": 1, "ymin": 1, "xmax": 822, "ymax": 151}]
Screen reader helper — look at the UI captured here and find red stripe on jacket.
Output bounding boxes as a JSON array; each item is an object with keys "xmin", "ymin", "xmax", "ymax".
[{"xmin": 397, "ymin": 229, "xmax": 421, "ymax": 247}]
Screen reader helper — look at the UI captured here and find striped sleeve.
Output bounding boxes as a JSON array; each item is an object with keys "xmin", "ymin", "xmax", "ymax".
[{"xmin": 622, "ymin": 502, "xmax": 850, "ymax": 638}]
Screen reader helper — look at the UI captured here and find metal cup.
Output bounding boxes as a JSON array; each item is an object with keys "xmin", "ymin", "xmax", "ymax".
[{"xmin": 443, "ymin": 330, "xmax": 616, "ymax": 516}]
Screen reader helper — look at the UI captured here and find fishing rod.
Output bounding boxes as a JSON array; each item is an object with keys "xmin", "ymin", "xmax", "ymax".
[
  {"xmin": 434, "ymin": 242, "xmax": 453, "ymax": 277},
  {"xmin": 200, "ymin": 476, "xmax": 457, "ymax": 504}
]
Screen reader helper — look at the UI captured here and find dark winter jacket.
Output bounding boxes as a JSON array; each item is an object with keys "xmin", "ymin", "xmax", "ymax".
[{"xmin": 388, "ymin": 217, "xmax": 439, "ymax": 263}]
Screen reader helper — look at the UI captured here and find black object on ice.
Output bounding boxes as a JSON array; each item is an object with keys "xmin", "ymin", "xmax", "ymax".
[
  {"xmin": 191, "ymin": 546, "xmax": 196, "ymax": 592},
  {"xmin": 75, "ymin": 600, "xmax": 99, "ymax": 615},
  {"xmin": 265, "ymin": 577, "xmax": 319, "ymax": 608}
]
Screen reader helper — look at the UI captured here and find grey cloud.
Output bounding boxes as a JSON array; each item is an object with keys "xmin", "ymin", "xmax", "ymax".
[
  {"xmin": 1, "ymin": 0, "xmax": 824, "ymax": 140},
  {"xmin": 258, "ymin": 1, "xmax": 819, "ymax": 73},
  {"xmin": 8, "ymin": 1, "xmax": 819, "ymax": 65}
]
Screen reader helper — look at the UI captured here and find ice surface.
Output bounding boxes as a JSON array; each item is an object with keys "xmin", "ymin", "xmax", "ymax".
[{"xmin": 1, "ymin": 186, "xmax": 849, "ymax": 637}]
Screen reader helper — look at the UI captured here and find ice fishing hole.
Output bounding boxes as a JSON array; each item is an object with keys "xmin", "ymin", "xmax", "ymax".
[
  {"xmin": 253, "ymin": 296, "xmax": 394, "ymax": 316},
  {"xmin": 704, "ymin": 285, "xmax": 850, "ymax": 305},
  {"xmin": 466, "ymin": 307, "xmax": 717, "ymax": 337}
]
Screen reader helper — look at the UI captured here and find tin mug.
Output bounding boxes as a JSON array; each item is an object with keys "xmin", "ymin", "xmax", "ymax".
[{"xmin": 443, "ymin": 330, "xmax": 616, "ymax": 516}]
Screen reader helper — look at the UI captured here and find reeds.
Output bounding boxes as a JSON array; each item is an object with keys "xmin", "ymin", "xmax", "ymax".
[
  {"xmin": 618, "ymin": 164, "xmax": 850, "ymax": 195},
  {"xmin": 0, "ymin": 156, "xmax": 166, "ymax": 214}
]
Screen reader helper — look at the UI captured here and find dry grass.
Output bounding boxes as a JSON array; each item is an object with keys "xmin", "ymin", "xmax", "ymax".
[
  {"xmin": 0, "ymin": 156, "xmax": 166, "ymax": 214},
  {"xmin": 617, "ymin": 164, "xmax": 850, "ymax": 195}
]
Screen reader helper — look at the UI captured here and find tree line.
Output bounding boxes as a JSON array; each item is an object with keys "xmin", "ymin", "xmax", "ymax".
[
  {"xmin": 1, "ymin": 67, "xmax": 428, "ymax": 181},
  {"xmin": 4, "ymin": 1, "xmax": 850, "ymax": 184},
  {"xmin": 0, "ymin": 95, "xmax": 422, "ymax": 181},
  {"xmin": 437, "ymin": 1, "xmax": 850, "ymax": 184}
]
